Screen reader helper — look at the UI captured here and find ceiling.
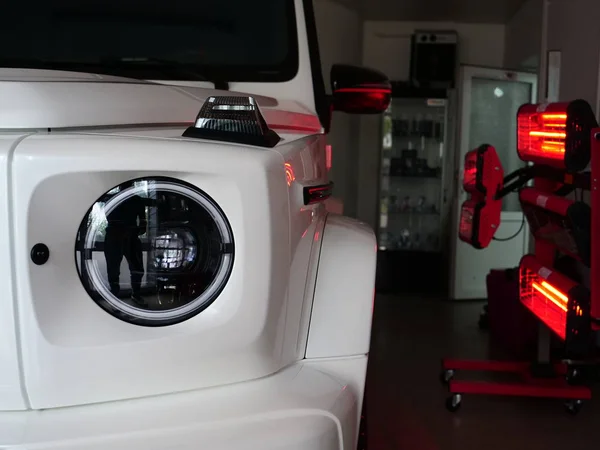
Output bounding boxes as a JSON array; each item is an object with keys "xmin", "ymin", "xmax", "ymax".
[{"xmin": 328, "ymin": 0, "xmax": 529, "ymax": 23}]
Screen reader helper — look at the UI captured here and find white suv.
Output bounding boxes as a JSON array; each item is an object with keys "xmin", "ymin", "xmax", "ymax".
[{"xmin": 0, "ymin": 1, "xmax": 390, "ymax": 449}]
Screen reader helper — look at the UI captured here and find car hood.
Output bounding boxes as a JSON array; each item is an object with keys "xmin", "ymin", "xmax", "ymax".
[{"xmin": 0, "ymin": 68, "xmax": 323, "ymax": 137}]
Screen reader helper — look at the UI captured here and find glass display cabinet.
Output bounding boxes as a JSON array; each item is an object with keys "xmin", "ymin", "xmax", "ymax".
[
  {"xmin": 378, "ymin": 97, "xmax": 448, "ymax": 251},
  {"xmin": 376, "ymin": 84, "xmax": 453, "ymax": 294}
]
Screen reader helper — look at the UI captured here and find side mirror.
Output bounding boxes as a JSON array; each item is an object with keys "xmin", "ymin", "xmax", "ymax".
[{"xmin": 330, "ymin": 64, "xmax": 391, "ymax": 114}]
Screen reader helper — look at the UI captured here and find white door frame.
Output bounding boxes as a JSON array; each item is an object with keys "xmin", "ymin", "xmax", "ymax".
[{"xmin": 449, "ymin": 65, "xmax": 538, "ymax": 300}]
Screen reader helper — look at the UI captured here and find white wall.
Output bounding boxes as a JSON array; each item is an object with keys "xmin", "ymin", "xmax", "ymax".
[
  {"xmin": 504, "ymin": 0, "xmax": 543, "ymax": 70},
  {"xmin": 314, "ymin": 0, "xmax": 363, "ymax": 217},
  {"xmin": 540, "ymin": 0, "xmax": 600, "ymax": 111},
  {"xmin": 362, "ymin": 21, "xmax": 506, "ymax": 80},
  {"xmin": 357, "ymin": 21, "xmax": 506, "ymax": 228}
]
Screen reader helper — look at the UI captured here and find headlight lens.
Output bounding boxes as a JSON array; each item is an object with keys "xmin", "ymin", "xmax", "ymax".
[
  {"xmin": 75, "ymin": 177, "xmax": 234, "ymax": 326},
  {"xmin": 152, "ymin": 228, "xmax": 198, "ymax": 271}
]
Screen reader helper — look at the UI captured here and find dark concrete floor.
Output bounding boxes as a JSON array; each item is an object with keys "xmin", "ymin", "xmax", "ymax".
[{"xmin": 366, "ymin": 295, "xmax": 599, "ymax": 450}]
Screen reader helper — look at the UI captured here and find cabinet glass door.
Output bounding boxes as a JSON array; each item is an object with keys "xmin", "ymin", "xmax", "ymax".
[{"xmin": 378, "ymin": 98, "xmax": 447, "ymax": 252}]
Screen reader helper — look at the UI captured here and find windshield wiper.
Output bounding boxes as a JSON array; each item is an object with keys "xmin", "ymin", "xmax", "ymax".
[{"xmin": 102, "ymin": 57, "xmax": 230, "ymax": 90}]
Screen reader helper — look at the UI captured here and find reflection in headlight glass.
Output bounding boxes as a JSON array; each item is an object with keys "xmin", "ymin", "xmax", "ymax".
[
  {"xmin": 75, "ymin": 178, "xmax": 234, "ymax": 325},
  {"xmin": 152, "ymin": 229, "xmax": 198, "ymax": 270}
]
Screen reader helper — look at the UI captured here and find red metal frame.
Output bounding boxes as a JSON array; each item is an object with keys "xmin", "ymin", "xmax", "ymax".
[
  {"xmin": 518, "ymin": 187, "xmax": 588, "ymax": 261},
  {"xmin": 442, "ymin": 359, "xmax": 591, "ymax": 400},
  {"xmin": 441, "ymin": 108, "xmax": 599, "ymax": 412},
  {"xmin": 519, "ymin": 187, "xmax": 572, "ymax": 216}
]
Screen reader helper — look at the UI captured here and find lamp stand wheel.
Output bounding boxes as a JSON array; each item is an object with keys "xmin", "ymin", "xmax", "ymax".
[
  {"xmin": 565, "ymin": 399, "xmax": 583, "ymax": 415},
  {"xmin": 439, "ymin": 369, "xmax": 454, "ymax": 385},
  {"xmin": 566, "ymin": 367, "xmax": 582, "ymax": 385},
  {"xmin": 445, "ymin": 394, "xmax": 462, "ymax": 412}
]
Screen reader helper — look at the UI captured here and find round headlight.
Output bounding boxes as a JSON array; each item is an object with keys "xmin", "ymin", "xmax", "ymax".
[{"xmin": 75, "ymin": 177, "xmax": 234, "ymax": 326}]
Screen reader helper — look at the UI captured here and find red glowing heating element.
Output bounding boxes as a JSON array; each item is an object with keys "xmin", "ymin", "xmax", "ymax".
[
  {"xmin": 519, "ymin": 255, "xmax": 590, "ymax": 353},
  {"xmin": 517, "ymin": 100, "xmax": 597, "ymax": 171}
]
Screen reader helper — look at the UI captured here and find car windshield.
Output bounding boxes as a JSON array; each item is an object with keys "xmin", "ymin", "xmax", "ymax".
[{"xmin": 2, "ymin": 0, "xmax": 298, "ymax": 82}]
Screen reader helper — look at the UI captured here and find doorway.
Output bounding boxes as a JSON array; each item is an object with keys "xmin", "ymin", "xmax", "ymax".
[{"xmin": 449, "ymin": 65, "xmax": 538, "ymax": 300}]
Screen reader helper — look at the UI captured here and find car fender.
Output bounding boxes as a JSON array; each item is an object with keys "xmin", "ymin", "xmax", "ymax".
[{"xmin": 305, "ymin": 214, "xmax": 376, "ymax": 359}]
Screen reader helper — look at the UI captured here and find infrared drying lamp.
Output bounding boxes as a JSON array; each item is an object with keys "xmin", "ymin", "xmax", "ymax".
[
  {"xmin": 444, "ymin": 100, "xmax": 599, "ymax": 414},
  {"xmin": 517, "ymin": 100, "xmax": 598, "ymax": 172},
  {"xmin": 460, "ymin": 99, "xmax": 597, "ymax": 251},
  {"xmin": 519, "ymin": 254, "xmax": 591, "ymax": 356}
]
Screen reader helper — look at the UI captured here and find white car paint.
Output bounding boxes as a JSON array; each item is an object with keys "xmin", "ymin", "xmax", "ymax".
[{"xmin": 0, "ymin": 69, "xmax": 322, "ymax": 133}]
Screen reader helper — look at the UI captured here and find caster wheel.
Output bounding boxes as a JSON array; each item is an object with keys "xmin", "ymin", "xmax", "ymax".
[
  {"xmin": 445, "ymin": 394, "xmax": 462, "ymax": 412},
  {"xmin": 440, "ymin": 369, "xmax": 454, "ymax": 385},
  {"xmin": 565, "ymin": 399, "xmax": 583, "ymax": 415},
  {"xmin": 566, "ymin": 367, "xmax": 581, "ymax": 385}
]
